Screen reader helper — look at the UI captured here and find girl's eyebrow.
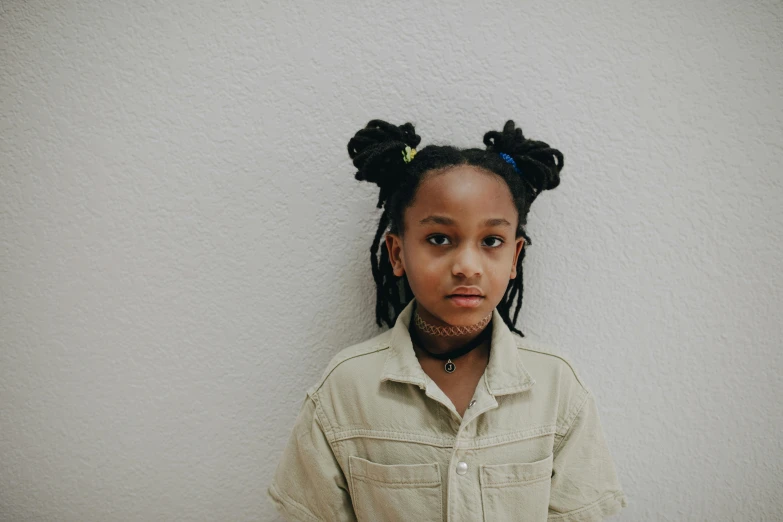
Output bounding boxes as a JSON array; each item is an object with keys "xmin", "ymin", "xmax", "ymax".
[{"xmin": 419, "ymin": 215, "xmax": 512, "ymax": 227}]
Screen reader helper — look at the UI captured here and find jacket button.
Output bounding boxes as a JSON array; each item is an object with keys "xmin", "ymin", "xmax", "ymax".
[
  {"xmin": 456, "ymin": 461, "xmax": 468, "ymax": 475},
  {"xmin": 469, "ymin": 399, "xmax": 476, "ymax": 408}
]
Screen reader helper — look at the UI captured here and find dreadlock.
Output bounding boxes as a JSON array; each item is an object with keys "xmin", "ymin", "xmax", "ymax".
[{"xmin": 347, "ymin": 119, "xmax": 563, "ymax": 336}]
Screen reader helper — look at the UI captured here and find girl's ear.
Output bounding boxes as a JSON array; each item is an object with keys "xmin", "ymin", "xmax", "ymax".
[
  {"xmin": 509, "ymin": 238, "xmax": 525, "ymax": 279},
  {"xmin": 385, "ymin": 233, "xmax": 405, "ymax": 277}
]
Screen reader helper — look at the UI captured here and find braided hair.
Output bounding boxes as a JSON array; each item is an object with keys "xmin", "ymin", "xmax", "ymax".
[{"xmin": 347, "ymin": 120, "xmax": 564, "ymax": 336}]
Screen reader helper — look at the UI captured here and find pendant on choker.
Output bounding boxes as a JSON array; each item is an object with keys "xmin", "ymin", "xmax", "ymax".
[{"xmin": 408, "ymin": 312, "xmax": 493, "ymax": 373}]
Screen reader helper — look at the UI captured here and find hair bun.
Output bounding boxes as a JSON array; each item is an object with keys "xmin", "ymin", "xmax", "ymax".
[
  {"xmin": 483, "ymin": 120, "xmax": 564, "ymax": 193},
  {"xmin": 348, "ymin": 120, "xmax": 421, "ymax": 207}
]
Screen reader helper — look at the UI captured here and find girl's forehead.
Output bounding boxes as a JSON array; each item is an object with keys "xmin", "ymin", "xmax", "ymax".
[
  {"xmin": 406, "ymin": 165, "xmax": 517, "ymax": 227},
  {"xmin": 412, "ymin": 166, "xmax": 515, "ymax": 210}
]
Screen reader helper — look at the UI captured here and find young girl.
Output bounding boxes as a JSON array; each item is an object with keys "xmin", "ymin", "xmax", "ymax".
[{"xmin": 267, "ymin": 120, "xmax": 627, "ymax": 521}]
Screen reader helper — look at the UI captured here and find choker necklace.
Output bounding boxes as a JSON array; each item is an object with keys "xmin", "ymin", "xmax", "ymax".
[
  {"xmin": 408, "ymin": 301, "xmax": 493, "ymax": 373},
  {"xmin": 414, "ymin": 306, "xmax": 492, "ymax": 336}
]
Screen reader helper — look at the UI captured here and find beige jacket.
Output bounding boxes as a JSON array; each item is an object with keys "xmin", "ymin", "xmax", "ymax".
[{"xmin": 268, "ymin": 297, "xmax": 627, "ymax": 521}]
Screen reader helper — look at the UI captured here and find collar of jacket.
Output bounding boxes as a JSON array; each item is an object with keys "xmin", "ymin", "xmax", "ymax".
[{"xmin": 380, "ymin": 297, "xmax": 536, "ymax": 396}]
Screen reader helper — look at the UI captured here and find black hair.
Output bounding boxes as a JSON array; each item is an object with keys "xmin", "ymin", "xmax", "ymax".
[{"xmin": 347, "ymin": 120, "xmax": 564, "ymax": 336}]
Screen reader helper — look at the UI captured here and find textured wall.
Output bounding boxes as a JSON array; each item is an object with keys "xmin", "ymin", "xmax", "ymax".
[{"xmin": 1, "ymin": 0, "xmax": 781, "ymax": 520}]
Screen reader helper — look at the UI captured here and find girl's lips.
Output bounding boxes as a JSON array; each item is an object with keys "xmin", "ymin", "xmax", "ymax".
[{"xmin": 448, "ymin": 295, "xmax": 484, "ymax": 307}]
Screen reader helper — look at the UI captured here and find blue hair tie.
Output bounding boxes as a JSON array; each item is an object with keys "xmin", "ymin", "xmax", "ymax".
[{"xmin": 498, "ymin": 152, "xmax": 520, "ymax": 173}]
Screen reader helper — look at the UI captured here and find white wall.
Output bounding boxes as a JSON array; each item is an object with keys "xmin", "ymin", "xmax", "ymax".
[{"xmin": 1, "ymin": 0, "xmax": 781, "ymax": 520}]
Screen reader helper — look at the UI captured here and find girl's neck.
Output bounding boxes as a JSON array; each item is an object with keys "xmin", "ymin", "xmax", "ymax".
[
  {"xmin": 411, "ymin": 303, "xmax": 492, "ymax": 355},
  {"xmin": 412, "ymin": 325, "xmax": 489, "ymax": 355},
  {"xmin": 412, "ymin": 336, "xmax": 491, "ymax": 370}
]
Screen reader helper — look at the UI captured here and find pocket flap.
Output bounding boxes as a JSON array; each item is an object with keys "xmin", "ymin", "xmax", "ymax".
[
  {"xmin": 480, "ymin": 453, "xmax": 553, "ymax": 487},
  {"xmin": 349, "ymin": 455, "xmax": 441, "ymax": 486}
]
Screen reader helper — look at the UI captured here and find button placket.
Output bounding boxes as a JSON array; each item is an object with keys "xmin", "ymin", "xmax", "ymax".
[{"xmin": 449, "ymin": 397, "xmax": 490, "ymax": 522}]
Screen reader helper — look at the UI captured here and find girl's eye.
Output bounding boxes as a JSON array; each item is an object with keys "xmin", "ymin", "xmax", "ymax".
[
  {"xmin": 484, "ymin": 237, "xmax": 504, "ymax": 248},
  {"xmin": 426, "ymin": 235, "xmax": 505, "ymax": 248},
  {"xmin": 427, "ymin": 235, "xmax": 451, "ymax": 246}
]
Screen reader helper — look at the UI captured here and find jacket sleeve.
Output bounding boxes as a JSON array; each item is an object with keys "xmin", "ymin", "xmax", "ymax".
[
  {"xmin": 267, "ymin": 393, "xmax": 357, "ymax": 522},
  {"xmin": 548, "ymin": 390, "xmax": 628, "ymax": 521}
]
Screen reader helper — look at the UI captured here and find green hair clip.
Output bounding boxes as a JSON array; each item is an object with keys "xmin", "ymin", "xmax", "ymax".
[{"xmin": 402, "ymin": 145, "xmax": 417, "ymax": 163}]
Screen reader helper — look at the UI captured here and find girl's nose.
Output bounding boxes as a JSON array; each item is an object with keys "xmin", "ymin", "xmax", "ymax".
[{"xmin": 451, "ymin": 246, "xmax": 482, "ymax": 278}]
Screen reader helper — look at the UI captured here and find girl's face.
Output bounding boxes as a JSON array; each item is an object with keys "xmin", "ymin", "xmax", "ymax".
[{"xmin": 385, "ymin": 165, "xmax": 525, "ymax": 328}]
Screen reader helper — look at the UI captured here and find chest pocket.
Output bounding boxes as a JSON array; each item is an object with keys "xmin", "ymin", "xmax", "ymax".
[
  {"xmin": 479, "ymin": 453, "xmax": 553, "ymax": 522},
  {"xmin": 348, "ymin": 455, "xmax": 443, "ymax": 522}
]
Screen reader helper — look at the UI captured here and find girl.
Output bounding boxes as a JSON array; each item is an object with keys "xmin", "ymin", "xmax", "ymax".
[{"xmin": 267, "ymin": 120, "xmax": 627, "ymax": 521}]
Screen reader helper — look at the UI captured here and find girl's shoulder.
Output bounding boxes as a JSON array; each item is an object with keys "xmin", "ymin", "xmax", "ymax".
[
  {"xmin": 512, "ymin": 335, "xmax": 562, "ymax": 356},
  {"xmin": 511, "ymin": 334, "xmax": 591, "ymax": 394},
  {"xmin": 305, "ymin": 329, "xmax": 393, "ymax": 397},
  {"xmin": 512, "ymin": 335, "xmax": 599, "ymax": 436}
]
